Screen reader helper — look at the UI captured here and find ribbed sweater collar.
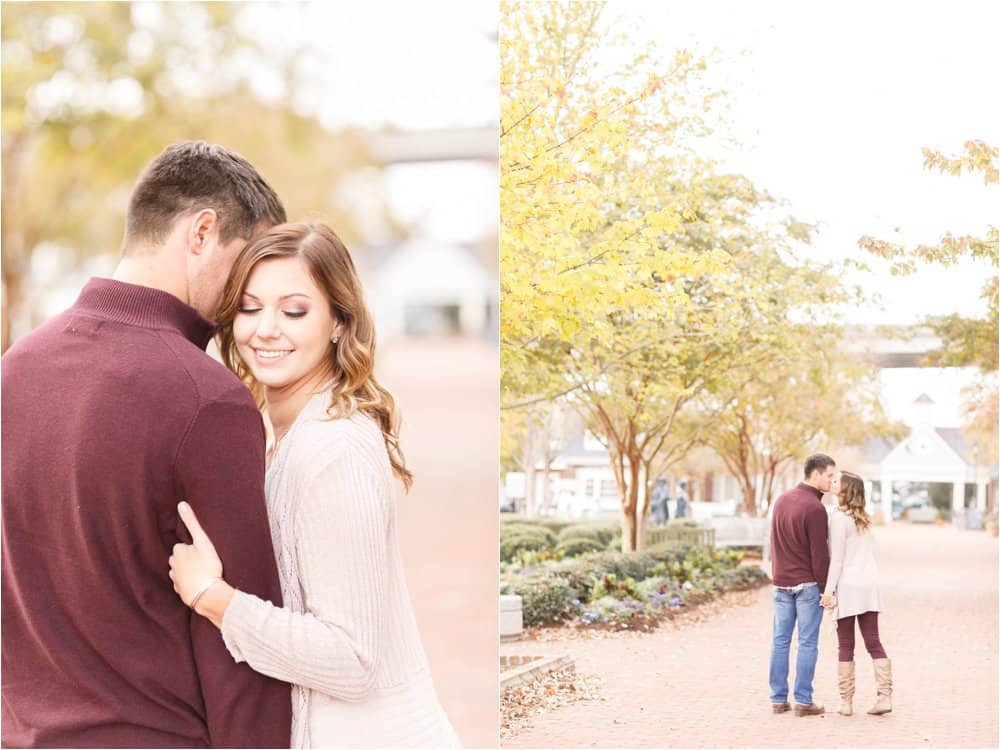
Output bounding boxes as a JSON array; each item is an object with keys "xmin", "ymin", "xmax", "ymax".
[
  {"xmin": 72, "ymin": 277, "xmax": 217, "ymax": 350},
  {"xmin": 796, "ymin": 482, "xmax": 824, "ymax": 500}
]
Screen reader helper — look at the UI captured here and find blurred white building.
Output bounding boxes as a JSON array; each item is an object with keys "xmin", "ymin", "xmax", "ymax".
[{"xmin": 371, "ymin": 238, "xmax": 494, "ymax": 338}]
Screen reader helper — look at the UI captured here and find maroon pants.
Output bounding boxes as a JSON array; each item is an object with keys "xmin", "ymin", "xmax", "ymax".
[{"xmin": 837, "ymin": 611, "xmax": 888, "ymax": 661}]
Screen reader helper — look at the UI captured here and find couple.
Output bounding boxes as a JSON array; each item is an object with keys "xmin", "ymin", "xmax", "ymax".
[
  {"xmin": 769, "ymin": 453, "xmax": 893, "ymax": 718},
  {"xmin": 1, "ymin": 142, "xmax": 460, "ymax": 748}
]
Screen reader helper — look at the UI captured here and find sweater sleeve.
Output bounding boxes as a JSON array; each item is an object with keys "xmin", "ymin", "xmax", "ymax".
[
  {"xmin": 824, "ymin": 512, "xmax": 848, "ymax": 597},
  {"xmin": 174, "ymin": 393, "xmax": 291, "ymax": 749},
  {"xmin": 807, "ymin": 504, "xmax": 831, "ymax": 593},
  {"xmin": 219, "ymin": 434, "xmax": 390, "ymax": 702}
]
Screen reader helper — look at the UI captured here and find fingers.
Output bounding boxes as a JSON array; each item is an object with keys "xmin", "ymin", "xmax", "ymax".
[{"xmin": 178, "ymin": 501, "xmax": 215, "ymax": 551}]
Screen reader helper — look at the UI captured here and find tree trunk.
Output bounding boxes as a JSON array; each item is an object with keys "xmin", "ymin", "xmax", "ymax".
[
  {"xmin": 620, "ymin": 450, "xmax": 642, "ymax": 551},
  {"xmin": 739, "ymin": 474, "xmax": 757, "ymax": 517},
  {"xmin": 540, "ymin": 464, "xmax": 551, "ymax": 516},
  {"xmin": 620, "ymin": 509, "xmax": 637, "ymax": 554},
  {"xmin": 521, "ymin": 441, "xmax": 536, "ymax": 517}
]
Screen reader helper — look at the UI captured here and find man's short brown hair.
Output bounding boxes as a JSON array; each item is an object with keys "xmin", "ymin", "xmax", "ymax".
[
  {"xmin": 122, "ymin": 141, "xmax": 286, "ymax": 253},
  {"xmin": 803, "ymin": 453, "xmax": 836, "ymax": 479}
]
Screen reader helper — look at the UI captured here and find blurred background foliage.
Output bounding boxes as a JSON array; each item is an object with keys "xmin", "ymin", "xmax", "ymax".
[{"xmin": 2, "ymin": 1, "xmax": 389, "ymax": 351}]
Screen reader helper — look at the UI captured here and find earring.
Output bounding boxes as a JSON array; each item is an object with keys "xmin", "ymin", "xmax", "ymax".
[{"xmin": 331, "ymin": 336, "xmax": 339, "ymax": 344}]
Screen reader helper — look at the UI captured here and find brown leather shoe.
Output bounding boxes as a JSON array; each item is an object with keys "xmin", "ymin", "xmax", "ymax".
[
  {"xmin": 772, "ymin": 702, "xmax": 790, "ymax": 714},
  {"xmin": 794, "ymin": 703, "xmax": 825, "ymax": 717}
]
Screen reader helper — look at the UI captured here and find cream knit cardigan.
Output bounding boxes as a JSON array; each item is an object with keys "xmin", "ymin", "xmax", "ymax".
[
  {"xmin": 823, "ymin": 508, "xmax": 882, "ymax": 620},
  {"xmin": 220, "ymin": 389, "xmax": 460, "ymax": 748}
]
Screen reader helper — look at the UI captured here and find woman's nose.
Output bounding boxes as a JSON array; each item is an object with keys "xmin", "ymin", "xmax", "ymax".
[{"xmin": 256, "ymin": 308, "xmax": 281, "ymax": 339}]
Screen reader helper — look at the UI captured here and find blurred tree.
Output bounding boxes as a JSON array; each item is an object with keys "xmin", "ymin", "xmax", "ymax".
[
  {"xmin": 499, "ymin": 0, "xmax": 886, "ymax": 548},
  {"xmin": 702, "ymin": 331, "xmax": 904, "ymax": 516},
  {"xmin": 2, "ymin": 2, "xmax": 375, "ymax": 351},
  {"xmin": 859, "ymin": 140, "xmax": 998, "ymax": 470},
  {"xmin": 500, "ymin": 0, "xmax": 729, "ymax": 404},
  {"xmin": 858, "ymin": 140, "xmax": 998, "ymax": 371}
]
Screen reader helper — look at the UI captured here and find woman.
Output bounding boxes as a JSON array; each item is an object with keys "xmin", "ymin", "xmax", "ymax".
[
  {"xmin": 168, "ymin": 222, "xmax": 460, "ymax": 748},
  {"xmin": 820, "ymin": 471, "xmax": 892, "ymax": 717}
]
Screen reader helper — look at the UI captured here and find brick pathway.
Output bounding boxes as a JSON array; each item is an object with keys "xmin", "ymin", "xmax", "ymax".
[
  {"xmin": 381, "ymin": 337, "xmax": 499, "ymax": 748},
  {"xmin": 502, "ymin": 523, "xmax": 998, "ymax": 748}
]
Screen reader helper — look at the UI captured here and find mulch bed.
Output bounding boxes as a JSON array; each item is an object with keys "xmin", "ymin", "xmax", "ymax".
[
  {"xmin": 519, "ymin": 579, "xmax": 768, "ymax": 642},
  {"xmin": 499, "ymin": 666, "xmax": 603, "ymax": 740}
]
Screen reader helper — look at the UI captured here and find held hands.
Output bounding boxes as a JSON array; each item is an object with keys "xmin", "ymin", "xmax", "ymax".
[
  {"xmin": 169, "ymin": 502, "xmax": 230, "ymax": 623},
  {"xmin": 820, "ymin": 593, "xmax": 837, "ymax": 610}
]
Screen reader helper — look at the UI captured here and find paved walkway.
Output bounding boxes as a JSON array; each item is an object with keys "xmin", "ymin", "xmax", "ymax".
[
  {"xmin": 381, "ymin": 337, "xmax": 499, "ymax": 748},
  {"xmin": 502, "ymin": 523, "xmax": 998, "ymax": 748}
]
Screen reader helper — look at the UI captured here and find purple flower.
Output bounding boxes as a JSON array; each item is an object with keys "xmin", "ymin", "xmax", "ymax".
[{"xmin": 669, "ymin": 596, "xmax": 683, "ymax": 607}]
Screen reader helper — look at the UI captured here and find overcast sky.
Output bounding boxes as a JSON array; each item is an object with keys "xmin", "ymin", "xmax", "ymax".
[
  {"xmin": 603, "ymin": 0, "xmax": 998, "ymax": 325},
  {"xmin": 238, "ymin": 1, "xmax": 498, "ymax": 245}
]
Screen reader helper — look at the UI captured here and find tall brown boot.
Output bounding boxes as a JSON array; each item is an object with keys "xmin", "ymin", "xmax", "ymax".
[
  {"xmin": 867, "ymin": 658, "xmax": 892, "ymax": 715},
  {"xmin": 837, "ymin": 661, "xmax": 855, "ymax": 716}
]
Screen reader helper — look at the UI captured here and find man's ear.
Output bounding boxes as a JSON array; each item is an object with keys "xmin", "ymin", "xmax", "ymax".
[{"xmin": 186, "ymin": 209, "xmax": 219, "ymax": 256}]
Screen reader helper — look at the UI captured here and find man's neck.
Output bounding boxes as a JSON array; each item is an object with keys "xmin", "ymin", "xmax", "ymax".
[
  {"xmin": 112, "ymin": 250, "xmax": 187, "ymax": 306},
  {"xmin": 803, "ymin": 479, "xmax": 823, "ymax": 492}
]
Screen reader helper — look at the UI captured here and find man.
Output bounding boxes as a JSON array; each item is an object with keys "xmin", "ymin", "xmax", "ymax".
[
  {"xmin": 674, "ymin": 479, "xmax": 689, "ymax": 519},
  {"xmin": 651, "ymin": 478, "xmax": 670, "ymax": 524},
  {"xmin": 2, "ymin": 142, "xmax": 292, "ymax": 747},
  {"xmin": 768, "ymin": 453, "xmax": 836, "ymax": 717}
]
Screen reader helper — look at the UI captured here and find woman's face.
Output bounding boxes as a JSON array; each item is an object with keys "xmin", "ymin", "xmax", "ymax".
[
  {"xmin": 233, "ymin": 256, "xmax": 342, "ymax": 390},
  {"xmin": 830, "ymin": 471, "xmax": 842, "ymax": 496}
]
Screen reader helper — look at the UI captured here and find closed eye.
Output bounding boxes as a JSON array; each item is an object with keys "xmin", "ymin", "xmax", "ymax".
[
  {"xmin": 284, "ymin": 311, "xmax": 307, "ymax": 319},
  {"xmin": 238, "ymin": 307, "xmax": 261, "ymax": 314}
]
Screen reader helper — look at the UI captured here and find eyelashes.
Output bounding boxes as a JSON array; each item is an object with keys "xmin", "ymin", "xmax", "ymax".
[{"xmin": 237, "ymin": 308, "xmax": 308, "ymax": 319}]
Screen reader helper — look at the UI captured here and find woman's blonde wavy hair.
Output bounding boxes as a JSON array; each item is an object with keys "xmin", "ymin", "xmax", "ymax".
[
  {"xmin": 216, "ymin": 221, "xmax": 413, "ymax": 491},
  {"xmin": 837, "ymin": 471, "xmax": 870, "ymax": 532}
]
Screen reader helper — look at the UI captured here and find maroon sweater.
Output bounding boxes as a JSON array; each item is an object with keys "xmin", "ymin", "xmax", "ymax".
[
  {"xmin": 770, "ymin": 482, "xmax": 830, "ymax": 592},
  {"xmin": 1, "ymin": 279, "xmax": 291, "ymax": 748}
]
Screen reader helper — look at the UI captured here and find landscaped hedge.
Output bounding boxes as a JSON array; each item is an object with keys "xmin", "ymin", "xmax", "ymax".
[
  {"xmin": 505, "ymin": 570, "xmax": 577, "ymax": 626},
  {"xmin": 501, "ymin": 543, "xmax": 769, "ymax": 628},
  {"xmin": 554, "ymin": 535, "xmax": 606, "ymax": 558},
  {"xmin": 500, "ymin": 527, "xmax": 556, "ymax": 562},
  {"xmin": 556, "ymin": 522, "xmax": 618, "ymax": 546}
]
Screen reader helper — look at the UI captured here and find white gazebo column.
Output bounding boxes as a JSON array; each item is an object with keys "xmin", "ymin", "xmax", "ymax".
[
  {"xmin": 880, "ymin": 477, "xmax": 893, "ymax": 524},
  {"xmin": 952, "ymin": 480, "xmax": 965, "ymax": 516},
  {"xmin": 977, "ymin": 479, "xmax": 988, "ymax": 512}
]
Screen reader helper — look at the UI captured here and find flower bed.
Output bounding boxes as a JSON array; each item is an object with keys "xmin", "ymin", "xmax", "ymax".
[{"xmin": 501, "ymin": 542, "xmax": 770, "ymax": 630}]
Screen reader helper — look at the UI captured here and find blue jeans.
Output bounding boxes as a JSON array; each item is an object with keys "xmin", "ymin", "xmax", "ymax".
[{"xmin": 769, "ymin": 584, "xmax": 822, "ymax": 706}]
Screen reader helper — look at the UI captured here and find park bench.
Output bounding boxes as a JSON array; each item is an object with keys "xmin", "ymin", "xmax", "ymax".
[
  {"xmin": 645, "ymin": 524, "xmax": 716, "ymax": 549},
  {"xmin": 704, "ymin": 516, "xmax": 770, "ymax": 561},
  {"xmin": 907, "ymin": 505, "xmax": 938, "ymax": 523}
]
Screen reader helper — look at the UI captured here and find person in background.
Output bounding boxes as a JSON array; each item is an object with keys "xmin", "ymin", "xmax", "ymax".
[
  {"xmin": 651, "ymin": 478, "xmax": 670, "ymax": 524},
  {"xmin": 674, "ymin": 481, "xmax": 689, "ymax": 519}
]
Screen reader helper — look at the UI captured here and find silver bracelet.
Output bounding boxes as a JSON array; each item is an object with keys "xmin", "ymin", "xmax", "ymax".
[{"xmin": 188, "ymin": 577, "xmax": 222, "ymax": 611}]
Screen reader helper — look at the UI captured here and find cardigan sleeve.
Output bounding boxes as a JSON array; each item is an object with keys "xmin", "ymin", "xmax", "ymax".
[
  {"xmin": 219, "ymin": 432, "xmax": 390, "ymax": 702},
  {"xmin": 824, "ymin": 511, "xmax": 849, "ymax": 597}
]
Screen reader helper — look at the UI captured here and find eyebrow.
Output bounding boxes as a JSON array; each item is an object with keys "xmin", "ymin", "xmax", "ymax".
[{"xmin": 242, "ymin": 292, "xmax": 312, "ymax": 301}]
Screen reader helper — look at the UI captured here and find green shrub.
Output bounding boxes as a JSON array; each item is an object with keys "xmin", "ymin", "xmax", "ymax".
[
  {"xmin": 500, "ymin": 530, "xmax": 554, "ymax": 562},
  {"xmin": 555, "ymin": 535, "xmax": 606, "ymax": 558},
  {"xmin": 507, "ymin": 571, "xmax": 576, "ymax": 626},
  {"xmin": 500, "ymin": 523, "xmax": 556, "ymax": 547},
  {"xmin": 532, "ymin": 517, "xmax": 574, "ymax": 535},
  {"xmin": 557, "ymin": 522, "xmax": 618, "ymax": 546},
  {"xmin": 645, "ymin": 541, "xmax": 691, "ymax": 563}
]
